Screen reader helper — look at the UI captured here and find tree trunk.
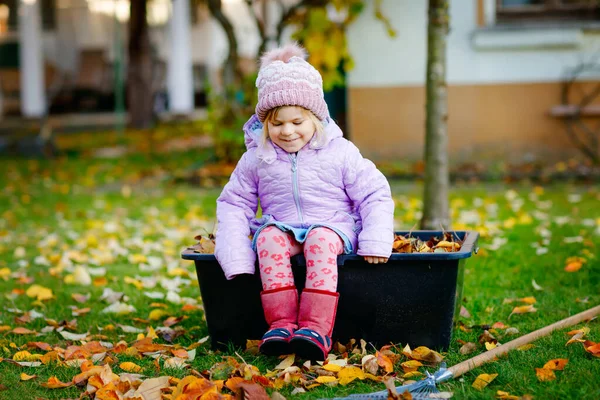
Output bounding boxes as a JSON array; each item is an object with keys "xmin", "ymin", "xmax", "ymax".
[
  {"xmin": 127, "ymin": 0, "xmax": 154, "ymax": 129},
  {"xmin": 420, "ymin": 0, "xmax": 450, "ymax": 230},
  {"xmin": 207, "ymin": 0, "xmax": 242, "ymax": 91}
]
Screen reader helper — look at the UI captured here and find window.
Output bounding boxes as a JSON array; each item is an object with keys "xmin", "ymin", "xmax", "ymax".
[
  {"xmin": 496, "ymin": 0, "xmax": 600, "ymax": 23},
  {"xmin": 0, "ymin": 0, "xmax": 56, "ymax": 32}
]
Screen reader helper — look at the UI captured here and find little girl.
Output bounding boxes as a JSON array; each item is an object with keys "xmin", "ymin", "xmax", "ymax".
[{"xmin": 215, "ymin": 43, "xmax": 394, "ymax": 361}]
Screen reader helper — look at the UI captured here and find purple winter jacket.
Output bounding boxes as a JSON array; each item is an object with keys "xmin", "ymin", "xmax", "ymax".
[{"xmin": 215, "ymin": 114, "xmax": 394, "ymax": 280}]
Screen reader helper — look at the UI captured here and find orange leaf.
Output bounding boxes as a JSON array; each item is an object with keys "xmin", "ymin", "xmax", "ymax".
[
  {"xmin": 120, "ymin": 361, "xmax": 143, "ymax": 373},
  {"xmin": 584, "ymin": 340, "xmax": 600, "ymax": 357},
  {"xmin": 41, "ymin": 376, "xmax": 73, "ymax": 389},
  {"xmin": 10, "ymin": 327, "xmax": 37, "ymax": 335},
  {"xmin": 564, "ymin": 261, "xmax": 583, "ymax": 272},
  {"xmin": 225, "ymin": 377, "xmax": 247, "ymax": 392},
  {"xmin": 542, "ymin": 359, "xmax": 568, "ymax": 371},
  {"xmin": 171, "ymin": 348, "xmax": 189, "ymax": 359},
  {"xmin": 536, "ymin": 368, "xmax": 556, "ymax": 382},
  {"xmin": 28, "ymin": 342, "xmax": 52, "ymax": 351},
  {"xmin": 376, "ymin": 351, "xmax": 394, "ymax": 373}
]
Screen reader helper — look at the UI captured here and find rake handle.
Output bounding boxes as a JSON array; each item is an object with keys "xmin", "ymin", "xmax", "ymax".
[{"xmin": 448, "ymin": 304, "xmax": 600, "ymax": 378}]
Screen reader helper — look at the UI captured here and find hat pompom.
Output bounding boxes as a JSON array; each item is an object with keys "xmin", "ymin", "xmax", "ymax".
[{"xmin": 260, "ymin": 43, "xmax": 307, "ymax": 68}]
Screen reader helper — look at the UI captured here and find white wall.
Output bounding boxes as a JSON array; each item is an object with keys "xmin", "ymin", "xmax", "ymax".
[{"xmin": 347, "ymin": 0, "xmax": 600, "ymax": 87}]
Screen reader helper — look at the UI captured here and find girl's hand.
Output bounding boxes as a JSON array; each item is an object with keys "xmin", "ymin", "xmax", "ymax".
[{"xmin": 364, "ymin": 256, "xmax": 389, "ymax": 264}]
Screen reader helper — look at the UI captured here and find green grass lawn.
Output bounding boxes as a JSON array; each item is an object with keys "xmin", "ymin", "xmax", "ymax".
[{"xmin": 0, "ymin": 151, "xmax": 598, "ymax": 400}]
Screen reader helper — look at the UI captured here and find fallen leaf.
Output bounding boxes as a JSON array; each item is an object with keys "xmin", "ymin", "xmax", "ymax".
[
  {"xmin": 509, "ymin": 305, "xmax": 537, "ymax": 318},
  {"xmin": 516, "ymin": 344, "xmax": 535, "ymax": 351},
  {"xmin": 10, "ymin": 327, "xmax": 37, "ymax": 335},
  {"xmin": 485, "ymin": 342, "xmax": 498, "ymax": 351},
  {"xmin": 25, "ymin": 285, "xmax": 53, "ymax": 301},
  {"xmin": 120, "ymin": 361, "xmax": 143, "ymax": 373},
  {"xmin": 338, "ymin": 366, "xmax": 365, "ymax": 385},
  {"xmin": 131, "ymin": 376, "xmax": 170, "ymax": 400},
  {"xmin": 400, "ymin": 360, "xmax": 423, "ymax": 373},
  {"xmin": 20, "ymin": 373, "xmax": 37, "ymax": 381},
  {"xmin": 59, "ymin": 331, "xmax": 89, "ymax": 341},
  {"xmin": 101, "ymin": 302, "xmax": 136, "ymax": 314},
  {"xmin": 149, "ymin": 309, "xmax": 170, "ymax": 321},
  {"xmin": 536, "ymin": 368, "xmax": 556, "ymax": 381},
  {"xmin": 410, "ymin": 346, "xmax": 444, "ymax": 363},
  {"xmin": 496, "ymin": 390, "xmax": 521, "ymax": 399},
  {"xmin": 118, "ymin": 324, "xmax": 144, "ymax": 333},
  {"xmin": 275, "ymin": 354, "xmax": 295, "ymax": 370},
  {"xmin": 564, "ymin": 261, "xmax": 583, "ymax": 272},
  {"xmin": 315, "ymin": 375, "xmax": 338, "ymax": 384},
  {"xmin": 71, "ymin": 293, "xmax": 90, "ymax": 303},
  {"xmin": 472, "ymin": 373, "xmax": 498, "ymax": 390},
  {"xmin": 584, "ymin": 340, "xmax": 600, "ymax": 357},
  {"xmin": 532, "ymin": 279, "xmax": 544, "ymax": 291},
  {"xmin": 236, "ymin": 381, "xmax": 270, "ymax": 400},
  {"xmin": 519, "ymin": 297, "xmax": 536, "ymax": 304},
  {"xmin": 362, "ymin": 355, "xmax": 379, "ymax": 375},
  {"xmin": 375, "ymin": 351, "xmax": 394, "ymax": 373},
  {"xmin": 459, "ymin": 342, "xmax": 478, "ymax": 355},
  {"xmin": 41, "ymin": 376, "xmax": 73, "ymax": 388},
  {"xmin": 460, "ymin": 306, "xmax": 471, "ymax": 318},
  {"xmin": 543, "ymin": 359, "xmax": 568, "ymax": 370}
]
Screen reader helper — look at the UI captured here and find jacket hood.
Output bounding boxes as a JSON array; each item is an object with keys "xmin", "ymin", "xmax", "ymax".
[{"xmin": 242, "ymin": 114, "xmax": 343, "ymax": 164}]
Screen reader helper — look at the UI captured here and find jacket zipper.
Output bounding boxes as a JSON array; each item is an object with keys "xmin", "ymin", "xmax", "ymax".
[{"xmin": 289, "ymin": 153, "xmax": 304, "ymax": 223}]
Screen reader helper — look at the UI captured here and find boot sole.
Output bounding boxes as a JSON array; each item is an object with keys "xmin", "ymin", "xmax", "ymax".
[
  {"xmin": 290, "ymin": 337, "xmax": 326, "ymax": 361},
  {"xmin": 259, "ymin": 339, "xmax": 291, "ymax": 356}
]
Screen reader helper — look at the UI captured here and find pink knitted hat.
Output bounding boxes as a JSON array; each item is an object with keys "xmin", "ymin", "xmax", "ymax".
[{"xmin": 255, "ymin": 43, "xmax": 329, "ymax": 122}]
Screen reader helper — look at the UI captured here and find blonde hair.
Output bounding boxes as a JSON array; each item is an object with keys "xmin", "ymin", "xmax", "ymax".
[{"xmin": 261, "ymin": 106, "xmax": 325, "ymax": 148}]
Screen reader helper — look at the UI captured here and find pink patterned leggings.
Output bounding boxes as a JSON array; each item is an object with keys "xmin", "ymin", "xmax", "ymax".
[{"xmin": 256, "ymin": 226, "xmax": 343, "ymax": 292}]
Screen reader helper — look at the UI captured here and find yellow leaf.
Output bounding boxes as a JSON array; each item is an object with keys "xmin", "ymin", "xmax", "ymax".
[
  {"xmin": 323, "ymin": 362, "xmax": 343, "ymax": 372},
  {"xmin": 402, "ymin": 371, "xmax": 424, "ymax": 379},
  {"xmin": 496, "ymin": 390, "xmax": 520, "ymax": 399},
  {"xmin": 120, "ymin": 362, "xmax": 143, "ymax": 373},
  {"xmin": 148, "ymin": 309, "xmax": 169, "ymax": 321},
  {"xmin": 124, "ymin": 276, "xmax": 144, "ymax": 290},
  {"xmin": 338, "ymin": 366, "xmax": 365, "ymax": 385},
  {"xmin": 274, "ymin": 354, "xmax": 295, "ymax": 370},
  {"xmin": 519, "ymin": 297, "xmax": 536, "ymax": 304},
  {"xmin": 168, "ymin": 268, "xmax": 189, "ymax": 277},
  {"xmin": 485, "ymin": 342, "xmax": 497, "ymax": 351},
  {"xmin": 401, "ymin": 344, "xmax": 412, "ymax": 358},
  {"xmin": 147, "ymin": 326, "xmax": 158, "ymax": 340},
  {"xmin": 509, "ymin": 305, "xmax": 537, "ymax": 317},
  {"xmin": 542, "ymin": 358, "xmax": 568, "ymax": 371},
  {"xmin": 13, "ymin": 351, "xmax": 41, "ymax": 361},
  {"xmin": 315, "ymin": 376, "xmax": 338, "ymax": 384},
  {"xmin": 410, "ymin": 346, "xmax": 444, "ymax": 363},
  {"xmin": 0, "ymin": 267, "xmax": 10, "ymax": 279},
  {"xmin": 472, "ymin": 373, "xmax": 498, "ymax": 390},
  {"xmin": 25, "ymin": 284, "xmax": 53, "ymax": 301},
  {"xmin": 516, "ymin": 344, "xmax": 535, "ymax": 351},
  {"xmin": 20, "ymin": 372, "xmax": 37, "ymax": 381},
  {"xmin": 536, "ymin": 368, "xmax": 556, "ymax": 381},
  {"xmin": 401, "ymin": 360, "xmax": 423, "ymax": 373}
]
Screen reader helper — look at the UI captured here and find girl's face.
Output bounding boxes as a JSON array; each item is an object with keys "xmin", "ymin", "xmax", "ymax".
[{"xmin": 267, "ymin": 106, "xmax": 316, "ymax": 153}]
